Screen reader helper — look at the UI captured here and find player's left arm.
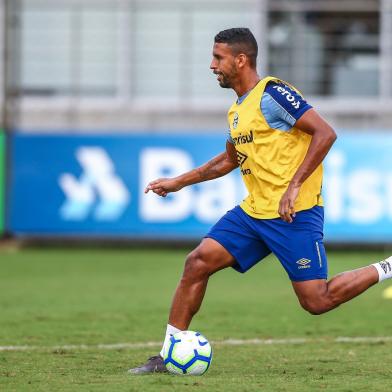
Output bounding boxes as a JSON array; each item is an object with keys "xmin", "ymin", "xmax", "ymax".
[
  {"xmin": 278, "ymin": 108, "xmax": 337, "ymax": 223},
  {"xmin": 145, "ymin": 141, "xmax": 238, "ymax": 197}
]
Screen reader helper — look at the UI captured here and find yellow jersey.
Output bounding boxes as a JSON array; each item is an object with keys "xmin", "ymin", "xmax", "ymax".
[{"xmin": 228, "ymin": 76, "xmax": 323, "ymax": 219}]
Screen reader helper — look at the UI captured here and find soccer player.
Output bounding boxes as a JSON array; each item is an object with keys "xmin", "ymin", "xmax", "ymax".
[{"xmin": 129, "ymin": 27, "xmax": 392, "ymax": 374}]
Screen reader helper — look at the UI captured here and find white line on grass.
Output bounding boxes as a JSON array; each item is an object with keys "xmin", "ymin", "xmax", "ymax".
[{"xmin": 1, "ymin": 336, "xmax": 392, "ymax": 352}]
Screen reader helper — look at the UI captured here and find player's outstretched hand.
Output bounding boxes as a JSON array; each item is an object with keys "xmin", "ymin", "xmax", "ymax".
[
  {"xmin": 278, "ymin": 183, "xmax": 300, "ymax": 223},
  {"xmin": 144, "ymin": 178, "xmax": 182, "ymax": 197}
]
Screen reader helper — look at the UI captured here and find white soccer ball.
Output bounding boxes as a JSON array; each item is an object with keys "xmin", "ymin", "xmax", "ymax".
[{"xmin": 163, "ymin": 330, "xmax": 212, "ymax": 375}]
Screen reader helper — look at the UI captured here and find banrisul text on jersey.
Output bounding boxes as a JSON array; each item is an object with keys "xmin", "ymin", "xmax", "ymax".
[{"xmin": 232, "ymin": 130, "xmax": 254, "ymax": 146}]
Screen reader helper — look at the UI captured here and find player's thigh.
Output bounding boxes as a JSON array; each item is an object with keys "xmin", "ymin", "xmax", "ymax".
[
  {"xmin": 262, "ymin": 206, "xmax": 328, "ymax": 282},
  {"xmin": 205, "ymin": 205, "xmax": 271, "ymax": 274}
]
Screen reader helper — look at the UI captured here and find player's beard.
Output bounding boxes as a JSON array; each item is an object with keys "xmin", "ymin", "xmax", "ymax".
[
  {"xmin": 218, "ymin": 75, "xmax": 232, "ymax": 88},
  {"xmin": 217, "ymin": 65, "xmax": 237, "ymax": 89}
]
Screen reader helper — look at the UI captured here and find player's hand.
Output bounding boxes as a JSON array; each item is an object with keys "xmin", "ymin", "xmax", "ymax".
[
  {"xmin": 144, "ymin": 178, "xmax": 182, "ymax": 197},
  {"xmin": 278, "ymin": 183, "xmax": 300, "ymax": 223}
]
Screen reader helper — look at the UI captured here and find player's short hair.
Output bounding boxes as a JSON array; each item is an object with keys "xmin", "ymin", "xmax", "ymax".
[{"xmin": 214, "ymin": 28, "xmax": 258, "ymax": 68}]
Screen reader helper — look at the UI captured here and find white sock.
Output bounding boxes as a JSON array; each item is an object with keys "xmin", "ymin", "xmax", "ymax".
[
  {"xmin": 160, "ymin": 324, "xmax": 182, "ymax": 357},
  {"xmin": 372, "ymin": 256, "xmax": 392, "ymax": 282}
]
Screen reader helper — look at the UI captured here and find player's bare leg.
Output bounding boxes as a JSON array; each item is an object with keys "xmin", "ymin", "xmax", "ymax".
[
  {"xmin": 292, "ymin": 260, "xmax": 390, "ymax": 315},
  {"xmin": 128, "ymin": 238, "xmax": 235, "ymax": 374},
  {"xmin": 168, "ymin": 238, "xmax": 236, "ymax": 330}
]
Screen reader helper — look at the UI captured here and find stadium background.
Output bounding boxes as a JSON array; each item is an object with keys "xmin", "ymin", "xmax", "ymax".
[
  {"xmin": 2, "ymin": 1, "xmax": 392, "ymax": 391},
  {"xmin": 0, "ymin": 0, "xmax": 391, "ymax": 243},
  {"xmin": 0, "ymin": 0, "xmax": 392, "ymax": 243}
]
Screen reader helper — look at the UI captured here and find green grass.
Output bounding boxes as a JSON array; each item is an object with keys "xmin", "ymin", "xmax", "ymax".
[{"xmin": 1, "ymin": 247, "xmax": 392, "ymax": 391}]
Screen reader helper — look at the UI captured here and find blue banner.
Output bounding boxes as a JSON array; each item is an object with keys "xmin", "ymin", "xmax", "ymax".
[
  {"xmin": 322, "ymin": 133, "xmax": 392, "ymax": 242},
  {"xmin": 8, "ymin": 132, "xmax": 392, "ymax": 242}
]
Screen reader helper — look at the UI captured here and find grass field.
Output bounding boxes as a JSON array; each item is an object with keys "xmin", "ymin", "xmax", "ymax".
[{"xmin": 1, "ymin": 246, "xmax": 392, "ymax": 391}]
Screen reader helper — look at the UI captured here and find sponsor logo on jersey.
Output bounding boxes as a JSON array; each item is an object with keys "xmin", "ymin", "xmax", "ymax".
[
  {"xmin": 272, "ymin": 85, "xmax": 301, "ymax": 109},
  {"xmin": 241, "ymin": 168, "xmax": 251, "ymax": 175},
  {"xmin": 232, "ymin": 130, "xmax": 254, "ymax": 146},
  {"xmin": 236, "ymin": 151, "xmax": 251, "ymax": 175},
  {"xmin": 232, "ymin": 112, "xmax": 239, "ymax": 129},
  {"xmin": 236, "ymin": 151, "xmax": 248, "ymax": 166},
  {"xmin": 296, "ymin": 258, "xmax": 311, "ymax": 269}
]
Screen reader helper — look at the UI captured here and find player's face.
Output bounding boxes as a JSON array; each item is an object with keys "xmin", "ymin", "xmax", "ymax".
[{"xmin": 210, "ymin": 43, "xmax": 238, "ymax": 89}]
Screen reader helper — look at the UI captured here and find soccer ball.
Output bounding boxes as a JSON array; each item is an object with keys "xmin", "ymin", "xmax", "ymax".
[{"xmin": 163, "ymin": 330, "xmax": 212, "ymax": 375}]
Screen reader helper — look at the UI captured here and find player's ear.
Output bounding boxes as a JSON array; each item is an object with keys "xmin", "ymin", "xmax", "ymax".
[{"xmin": 236, "ymin": 53, "xmax": 247, "ymax": 68}]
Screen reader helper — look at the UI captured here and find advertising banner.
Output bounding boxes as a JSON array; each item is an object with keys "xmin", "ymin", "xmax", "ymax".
[
  {"xmin": 9, "ymin": 133, "xmax": 239, "ymax": 238},
  {"xmin": 8, "ymin": 132, "xmax": 392, "ymax": 242}
]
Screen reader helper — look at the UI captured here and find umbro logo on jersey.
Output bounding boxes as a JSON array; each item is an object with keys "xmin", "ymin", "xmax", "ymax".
[
  {"xmin": 296, "ymin": 258, "xmax": 311, "ymax": 269},
  {"xmin": 232, "ymin": 112, "xmax": 239, "ymax": 129},
  {"xmin": 236, "ymin": 151, "xmax": 248, "ymax": 166}
]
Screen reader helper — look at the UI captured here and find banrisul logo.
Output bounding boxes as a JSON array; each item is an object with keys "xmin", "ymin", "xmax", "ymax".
[
  {"xmin": 233, "ymin": 130, "xmax": 253, "ymax": 146},
  {"xmin": 232, "ymin": 112, "xmax": 239, "ymax": 129},
  {"xmin": 59, "ymin": 147, "xmax": 130, "ymax": 221}
]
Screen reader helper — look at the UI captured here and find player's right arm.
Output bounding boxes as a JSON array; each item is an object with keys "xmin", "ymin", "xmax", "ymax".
[{"xmin": 145, "ymin": 141, "xmax": 238, "ymax": 197}]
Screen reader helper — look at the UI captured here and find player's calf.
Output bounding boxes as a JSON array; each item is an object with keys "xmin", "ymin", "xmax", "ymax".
[{"xmin": 168, "ymin": 248, "xmax": 221, "ymax": 330}]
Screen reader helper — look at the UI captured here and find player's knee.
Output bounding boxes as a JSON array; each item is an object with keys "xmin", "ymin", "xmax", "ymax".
[
  {"xmin": 302, "ymin": 303, "xmax": 324, "ymax": 315},
  {"xmin": 183, "ymin": 249, "xmax": 212, "ymax": 281},
  {"xmin": 299, "ymin": 298, "xmax": 332, "ymax": 315}
]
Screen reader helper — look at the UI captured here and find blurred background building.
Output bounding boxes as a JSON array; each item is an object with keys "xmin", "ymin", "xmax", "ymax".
[
  {"xmin": 1, "ymin": 0, "xmax": 392, "ymax": 242},
  {"xmin": 1, "ymin": 0, "xmax": 391, "ymax": 132}
]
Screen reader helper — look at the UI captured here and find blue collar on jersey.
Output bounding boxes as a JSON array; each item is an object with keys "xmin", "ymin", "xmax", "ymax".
[
  {"xmin": 236, "ymin": 90, "xmax": 251, "ymax": 105},
  {"xmin": 236, "ymin": 80, "xmax": 262, "ymax": 104}
]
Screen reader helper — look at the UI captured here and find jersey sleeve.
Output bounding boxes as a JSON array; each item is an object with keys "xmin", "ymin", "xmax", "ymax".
[{"xmin": 261, "ymin": 81, "xmax": 312, "ymax": 130}]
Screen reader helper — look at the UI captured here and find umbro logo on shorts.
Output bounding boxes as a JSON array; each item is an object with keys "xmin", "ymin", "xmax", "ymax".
[{"xmin": 296, "ymin": 258, "xmax": 311, "ymax": 269}]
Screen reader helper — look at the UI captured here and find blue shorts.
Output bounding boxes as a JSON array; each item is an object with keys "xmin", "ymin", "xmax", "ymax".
[{"xmin": 205, "ymin": 205, "xmax": 327, "ymax": 282}]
